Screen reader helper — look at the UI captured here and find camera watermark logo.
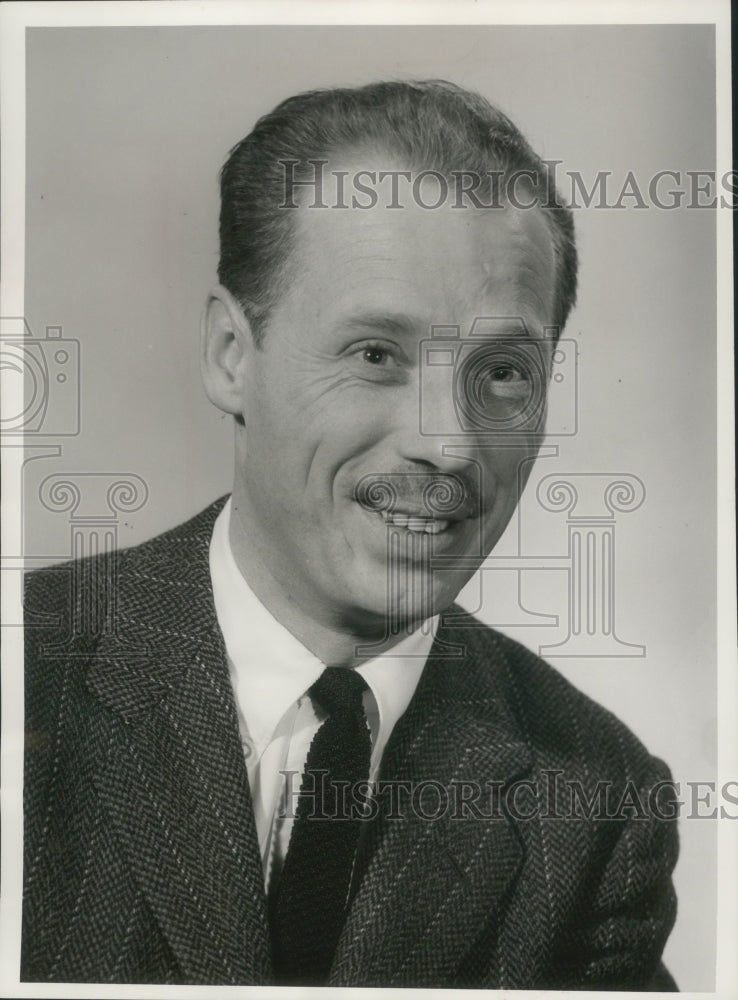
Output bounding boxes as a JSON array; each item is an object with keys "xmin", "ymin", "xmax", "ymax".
[
  {"xmin": 419, "ymin": 318, "xmax": 578, "ymax": 439},
  {"xmin": 0, "ymin": 317, "xmax": 80, "ymax": 437}
]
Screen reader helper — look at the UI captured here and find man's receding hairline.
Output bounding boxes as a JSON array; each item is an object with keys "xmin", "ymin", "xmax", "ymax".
[{"xmin": 218, "ymin": 79, "xmax": 577, "ymax": 342}]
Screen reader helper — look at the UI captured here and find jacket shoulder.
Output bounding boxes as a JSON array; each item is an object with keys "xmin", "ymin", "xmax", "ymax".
[
  {"xmin": 24, "ymin": 495, "xmax": 228, "ymax": 606},
  {"xmin": 456, "ymin": 612, "xmax": 665, "ymax": 784},
  {"xmin": 23, "ymin": 494, "xmax": 228, "ymax": 693}
]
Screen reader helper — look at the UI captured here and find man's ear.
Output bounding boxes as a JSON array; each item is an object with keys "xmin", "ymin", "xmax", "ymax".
[{"xmin": 200, "ymin": 284, "xmax": 255, "ymax": 417}]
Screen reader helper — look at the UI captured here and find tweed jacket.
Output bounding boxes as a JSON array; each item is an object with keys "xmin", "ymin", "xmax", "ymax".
[{"xmin": 22, "ymin": 497, "xmax": 678, "ymax": 989}]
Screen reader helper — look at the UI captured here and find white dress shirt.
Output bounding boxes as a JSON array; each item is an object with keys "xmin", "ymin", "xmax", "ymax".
[{"xmin": 209, "ymin": 497, "xmax": 437, "ymax": 889}]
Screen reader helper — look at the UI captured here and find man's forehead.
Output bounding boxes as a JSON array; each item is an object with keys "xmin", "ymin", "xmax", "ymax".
[{"xmin": 289, "ymin": 187, "xmax": 557, "ymax": 332}]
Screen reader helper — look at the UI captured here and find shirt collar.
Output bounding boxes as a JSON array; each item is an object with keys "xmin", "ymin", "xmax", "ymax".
[{"xmin": 209, "ymin": 497, "xmax": 435, "ymax": 759}]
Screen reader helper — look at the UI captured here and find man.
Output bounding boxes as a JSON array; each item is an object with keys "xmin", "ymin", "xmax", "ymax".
[{"xmin": 22, "ymin": 80, "xmax": 678, "ymax": 988}]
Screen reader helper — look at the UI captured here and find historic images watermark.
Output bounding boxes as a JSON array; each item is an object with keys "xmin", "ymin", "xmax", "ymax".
[
  {"xmin": 277, "ymin": 771, "xmax": 738, "ymax": 824},
  {"xmin": 280, "ymin": 160, "xmax": 738, "ymax": 211}
]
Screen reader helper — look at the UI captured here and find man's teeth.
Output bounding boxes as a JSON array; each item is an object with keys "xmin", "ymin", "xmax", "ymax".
[{"xmin": 379, "ymin": 510, "xmax": 451, "ymax": 534}]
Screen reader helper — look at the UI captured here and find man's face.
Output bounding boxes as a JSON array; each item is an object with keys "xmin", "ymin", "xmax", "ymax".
[{"xmin": 228, "ymin": 164, "xmax": 557, "ymax": 636}]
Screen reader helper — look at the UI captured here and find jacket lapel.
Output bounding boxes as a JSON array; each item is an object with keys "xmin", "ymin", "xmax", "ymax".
[
  {"xmin": 331, "ymin": 624, "xmax": 532, "ymax": 987},
  {"xmin": 86, "ymin": 500, "xmax": 272, "ymax": 984}
]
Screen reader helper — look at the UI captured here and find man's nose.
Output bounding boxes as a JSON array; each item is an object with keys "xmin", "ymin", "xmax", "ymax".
[{"xmin": 392, "ymin": 367, "xmax": 481, "ymax": 475}]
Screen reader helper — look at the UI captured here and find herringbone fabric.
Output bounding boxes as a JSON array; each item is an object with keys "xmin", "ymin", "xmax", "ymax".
[
  {"xmin": 22, "ymin": 497, "xmax": 679, "ymax": 988},
  {"xmin": 270, "ymin": 668, "xmax": 371, "ymax": 983}
]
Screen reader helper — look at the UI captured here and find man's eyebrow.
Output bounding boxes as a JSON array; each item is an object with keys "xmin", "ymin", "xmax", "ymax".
[
  {"xmin": 333, "ymin": 312, "xmax": 424, "ymax": 338},
  {"xmin": 334, "ymin": 312, "xmax": 543, "ymax": 340},
  {"xmin": 477, "ymin": 320, "xmax": 537, "ymax": 340}
]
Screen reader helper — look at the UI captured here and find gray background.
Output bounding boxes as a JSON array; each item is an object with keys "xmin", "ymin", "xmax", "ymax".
[{"xmin": 24, "ymin": 25, "xmax": 717, "ymax": 990}]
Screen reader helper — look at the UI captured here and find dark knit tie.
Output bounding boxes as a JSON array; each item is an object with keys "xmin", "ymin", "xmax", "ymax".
[{"xmin": 270, "ymin": 667, "xmax": 372, "ymax": 985}]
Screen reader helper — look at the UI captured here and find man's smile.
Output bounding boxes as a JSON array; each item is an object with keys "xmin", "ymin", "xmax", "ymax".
[{"xmin": 377, "ymin": 509, "xmax": 451, "ymax": 534}]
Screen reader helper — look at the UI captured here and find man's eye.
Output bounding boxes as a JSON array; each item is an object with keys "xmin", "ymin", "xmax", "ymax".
[
  {"xmin": 350, "ymin": 342, "xmax": 406, "ymax": 383},
  {"xmin": 362, "ymin": 346, "xmax": 389, "ymax": 365},
  {"xmin": 478, "ymin": 363, "xmax": 528, "ymax": 389},
  {"xmin": 488, "ymin": 365, "xmax": 524, "ymax": 383}
]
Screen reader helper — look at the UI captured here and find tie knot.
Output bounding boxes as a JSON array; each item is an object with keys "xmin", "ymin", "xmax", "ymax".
[{"xmin": 309, "ymin": 667, "xmax": 367, "ymax": 716}]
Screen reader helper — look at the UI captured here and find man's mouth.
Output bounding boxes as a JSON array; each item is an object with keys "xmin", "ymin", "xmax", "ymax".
[
  {"xmin": 354, "ymin": 472, "xmax": 478, "ymax": 537},
  {"xmin": 376, "ymin": 509, "xmax": 451, "ymax": 534}
]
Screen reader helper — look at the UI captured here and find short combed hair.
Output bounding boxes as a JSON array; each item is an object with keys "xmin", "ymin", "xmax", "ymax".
[{"xmin": 218, "ymin": 80, "xmax": 577, "ymax": 342}]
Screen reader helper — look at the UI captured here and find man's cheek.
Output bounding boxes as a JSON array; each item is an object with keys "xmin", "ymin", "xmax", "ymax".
[{"xmin": 481, "ymin": 449, "xmax": 531, "ymax": 494}]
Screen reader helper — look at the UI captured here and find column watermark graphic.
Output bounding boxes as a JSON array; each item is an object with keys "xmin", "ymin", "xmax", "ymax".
[
  {"xmin": 36, "ymin": 473, "xmax": 148, "ymax": 652},
  {"xmin": 534, "ymin": 474, "xmax": 645, "ymax": 656}
]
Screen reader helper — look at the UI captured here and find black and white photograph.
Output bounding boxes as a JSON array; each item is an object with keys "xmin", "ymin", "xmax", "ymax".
[{"xmin": 0, "ymin": 1, "xmax": 735, "ymax": 997}]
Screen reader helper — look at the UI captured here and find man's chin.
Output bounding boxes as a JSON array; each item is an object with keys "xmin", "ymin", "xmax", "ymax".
[
  {"xmin": 335, "ymin": 572, "xmax": 464, "ymax": 639},
  {"xmin": 333, "ymin": 508, "xmax": 483, "ymax": 633}
]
